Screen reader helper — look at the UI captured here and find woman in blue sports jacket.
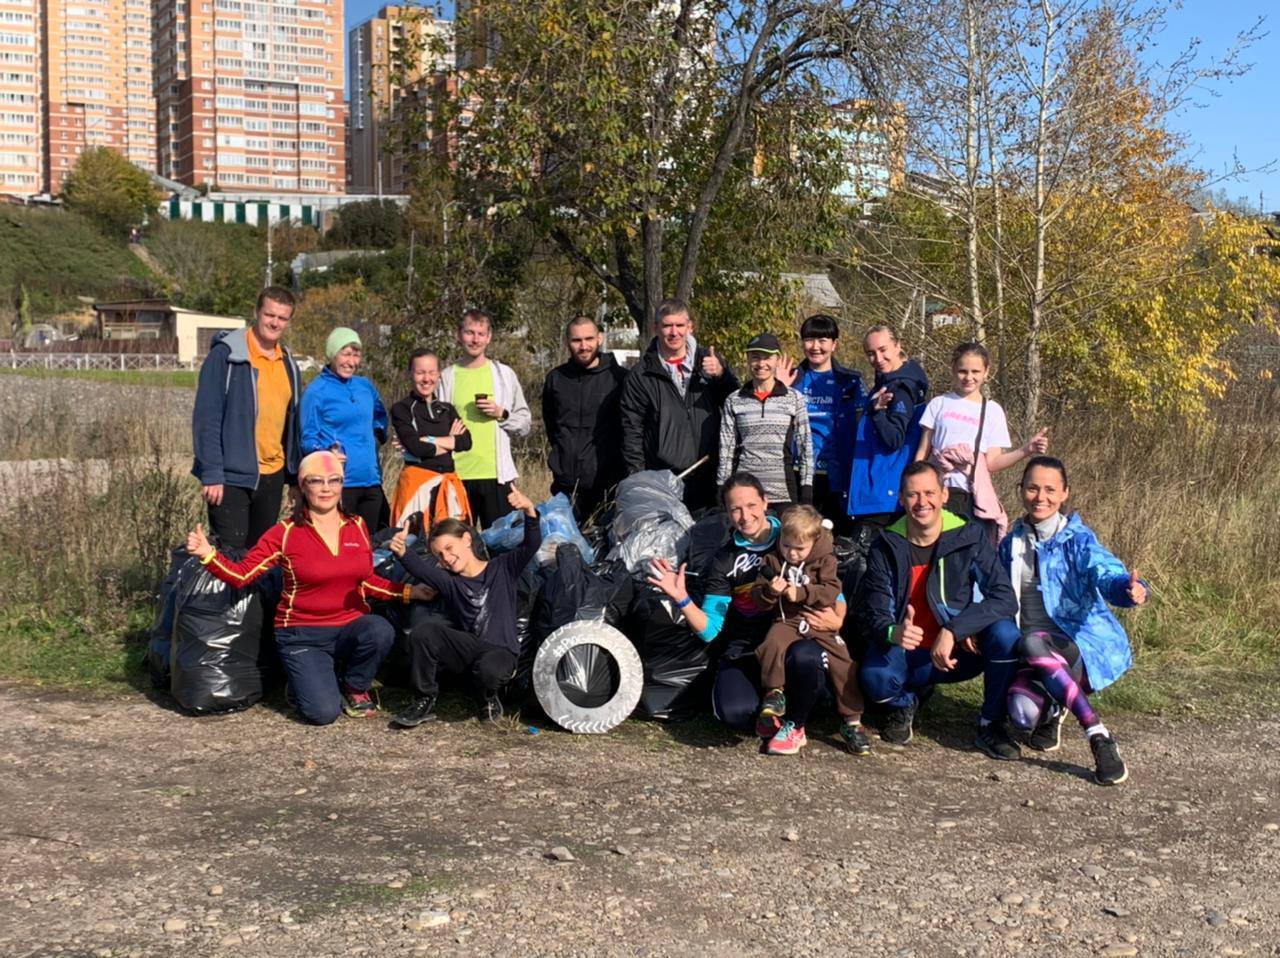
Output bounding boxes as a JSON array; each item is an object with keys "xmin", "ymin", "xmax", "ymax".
[
  {"xmin": 300, "ymin": 327, "xmax": 390, "ymax": 533},
  {"xmin": 998, "ymin": 456, "xmax": 1148, "ymax": 786}
]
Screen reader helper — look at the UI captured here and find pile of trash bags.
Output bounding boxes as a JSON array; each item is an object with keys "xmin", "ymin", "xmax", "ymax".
[{"xmin": 149, "ymin": 469, "xmax": 735, "ymax": 726}]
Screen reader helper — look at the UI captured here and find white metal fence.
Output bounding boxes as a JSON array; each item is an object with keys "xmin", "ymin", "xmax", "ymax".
[{"xmin": 3, "ymin": 352, "xmax": 194, "ymax": 371}]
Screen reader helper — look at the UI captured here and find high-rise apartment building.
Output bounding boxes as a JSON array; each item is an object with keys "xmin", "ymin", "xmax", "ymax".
[
  {"xmin": 154, "ymin": 0, "xmax": 346, "ymax": 193},
  {"xmin": 348, "ymin": 6, "xmax": 451, "ymax": 195},
  {"xmin": 41, "ymin": 0, "xmax": 156, "ymax": 194},
  {"xmin": 0, "ymin": 0, "xmax": 40, "ymax": 196}
]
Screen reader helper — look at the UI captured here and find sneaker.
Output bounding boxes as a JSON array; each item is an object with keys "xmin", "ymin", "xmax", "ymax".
[
  {"xmin": 880, "ymin": 698, "xmax": 917, "ymax": 746},
  {"xmin": 756, "ymin": 688, "xmax": 787, "ymax": 738},
  {"xmin": 1090, "ymin": 733, "xmax": 1128, "ymax": 785},
  {"xmin": 480, "ymin": 692, "xmax": 504, "ymax": 723},
  {"xmin": 766, "ymin": 720, "xmax": 807, "ymax": 755},
  {"xmin": 340, "ymin": 683, "xmax": 380, "ymax": 718},
  {"xmin": 840, "ymin": 722, "xmax": 872, "ymax": 756},
  {"xmin": 1027, "ymin": 706, "xmax": 1067, "ymax": 752},
  {"xmin": 391, "ymin": 695, "xmax": 438, "ymax": 728},
  {"xmin": 974, "ymin": 722, "xmax": 1021, "ymax": 761}
]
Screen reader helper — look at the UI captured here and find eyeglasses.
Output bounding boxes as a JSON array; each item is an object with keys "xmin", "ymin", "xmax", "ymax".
[{"xmin": 303, "ymin": 476, "xmax": 344, "ymax": 488}]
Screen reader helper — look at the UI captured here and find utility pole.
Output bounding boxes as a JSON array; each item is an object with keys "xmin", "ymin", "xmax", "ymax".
[{"xmin": 265, "ymin": 217, "xmax": 274, "ymax": 287}]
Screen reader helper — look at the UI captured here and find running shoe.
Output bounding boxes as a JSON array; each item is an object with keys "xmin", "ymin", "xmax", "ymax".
[
  {"xmin": 880, "ymin": 699, "xmax": 917, "ymax": 746},
  {"xmin": 480, "ymin": 692, "xmax": 504, "ymax": 723},
  {"xmin": 756, "ymin": 688, "xmax": 787, "ymax": 738},
  {"xmin": 840, "ymin": 721, "xmax": 872, "ymax": 756},
  {"xmin": 341, "ymin": 683, "xmax": 380, "ymax": 718},
  {"xmin": 391, "ymin": 695, "xmax": 438, "ymax": 728},
  {"xmin": 766, "ymin": 720, "xmax": 808, "ymax": 755},
  {"xmin": 974, "ymin": 722, "xmax": 1021, "ymax": 761},
  {"xmin": 1027, "ymin": 706, "xmax": 1066, "ymax": 752},
  {"xmin": 1090, "ymin": 733, "xmax": 1129, "ymax": 785}
]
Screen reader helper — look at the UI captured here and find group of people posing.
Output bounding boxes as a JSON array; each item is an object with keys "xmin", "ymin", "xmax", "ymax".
[{"xmin": 186, "ymin": 287, "xmax": 1146, "ymax": 786}]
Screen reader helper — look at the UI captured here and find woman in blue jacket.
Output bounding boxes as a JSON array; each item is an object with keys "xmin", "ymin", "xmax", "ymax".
[
  {"xmin": 998, "ymin": 456, "xmax": 1148, "ymax": 786},
  {"xmin": 300, "ymin": 327, "xmax": 390, "ymax": 532}
]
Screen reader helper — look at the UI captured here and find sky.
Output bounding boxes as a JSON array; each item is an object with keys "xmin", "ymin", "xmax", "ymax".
[{"xmin": 342, "ymin": 1, "xmax": 1280, "ymax": 211}]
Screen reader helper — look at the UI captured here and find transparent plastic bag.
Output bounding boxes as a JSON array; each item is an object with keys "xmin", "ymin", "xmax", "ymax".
[
  {"xmin": 481, "ymin": 493, "xmax": 595, "ymax": 566},
  {"xmin": 608, "ymin": 471, "xmax": 695, "ymax": 575}
]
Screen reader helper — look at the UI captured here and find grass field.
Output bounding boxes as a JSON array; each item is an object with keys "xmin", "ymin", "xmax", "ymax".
[{"xmin": 0, "ymin": 367, "xmax": 199, "ymax": 388}]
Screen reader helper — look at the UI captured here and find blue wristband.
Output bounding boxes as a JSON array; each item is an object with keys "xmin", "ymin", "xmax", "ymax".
[{"xmin": 676, "ymin": 596, "xmax": 692, "ymax": 609}]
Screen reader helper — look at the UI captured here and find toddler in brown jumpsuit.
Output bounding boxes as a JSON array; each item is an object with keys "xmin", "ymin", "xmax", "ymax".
[{"xmin": 751, "ymin": 506, "xmax": 870, "ymax": 755}]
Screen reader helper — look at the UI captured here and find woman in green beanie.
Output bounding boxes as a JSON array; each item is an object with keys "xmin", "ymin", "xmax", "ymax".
[{"xmin": 299, "ymin": 327, "xmax": 391, "ymax": 531}]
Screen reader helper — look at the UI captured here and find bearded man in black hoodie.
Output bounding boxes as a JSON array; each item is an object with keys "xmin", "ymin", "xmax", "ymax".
[{"xmin": 541, "ymin": 315, "xmax": 630, "ymax": 521}]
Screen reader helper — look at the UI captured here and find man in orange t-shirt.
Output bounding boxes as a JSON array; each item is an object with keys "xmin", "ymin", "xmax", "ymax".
[{"xmin": 192, "ymin": 286, "xmax": 303, "ymax": 549}]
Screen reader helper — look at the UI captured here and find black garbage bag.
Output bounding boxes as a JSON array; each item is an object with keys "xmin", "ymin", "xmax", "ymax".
[
  {"xmin": 147, "ymin": 546, "xmax": 190, "ymax": 689},
  {"xmin": 627, "ymin": 584, "xmax": 713, "ymax": 721},
  {"xmin": 686, "ymin": 511, "xmax": 732, "ymax": 580},
  {"xmin": 170, "ymin": 555, "xmax": 266, "ymax": 715},
  {"xmin": 507, "ymin": 562, "xmax": 551, "ymax": 701}
]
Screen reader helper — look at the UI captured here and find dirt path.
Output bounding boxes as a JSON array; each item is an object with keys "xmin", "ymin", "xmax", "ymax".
[{"xmin": 2, "ymin": 684, "xmax": 1277, "ymax": 958}]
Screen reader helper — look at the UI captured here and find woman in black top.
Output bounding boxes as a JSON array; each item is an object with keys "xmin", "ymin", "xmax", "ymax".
[
  {"xmin": 388, "ymin": 484, "xmax": 542, "ymax": 725},
  {"xmin": 389, "ymin": 349, "xmax": 473, "ymax": 528}
]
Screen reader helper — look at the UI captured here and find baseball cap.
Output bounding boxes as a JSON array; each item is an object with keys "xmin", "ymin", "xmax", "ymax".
[{"xmin": 745, "ymin": 333, "xmax": 781, "ymax": 355}]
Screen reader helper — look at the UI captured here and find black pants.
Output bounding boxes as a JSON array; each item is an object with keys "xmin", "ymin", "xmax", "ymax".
[
  {"xmin": 463, "ymin": 478, "xmax": 511, "ymax": 530},
  {"xmin": 342, "ymin": 484, "xmax": 389, "ymax": 534},
  {"xmin": 713, "ymin": 642, "xmax": 828, "ymax": 730},
  {"xmin": 812, "ymin": 473, "xmax": 853, "ymax": 535},
  {"xmin": 207, "ymin": 469, "xmax": 286, "ymax": 549},
  {"xmin": 405, "ymin": 619, "xmax": 517, "ymax": 698}
]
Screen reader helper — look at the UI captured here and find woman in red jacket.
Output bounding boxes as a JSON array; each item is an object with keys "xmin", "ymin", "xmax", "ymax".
[{"xmin": 186, "ymin": 450, "xmax": 431, "ymax": 725}]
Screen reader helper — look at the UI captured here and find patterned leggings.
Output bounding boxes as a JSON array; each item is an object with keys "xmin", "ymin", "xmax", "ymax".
[{"xmin": 1007, "ymin": 631, "xmax": 1100, "ymax": 731}]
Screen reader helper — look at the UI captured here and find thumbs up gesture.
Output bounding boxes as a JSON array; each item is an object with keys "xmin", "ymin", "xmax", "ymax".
[
  {"xmin": 389, "ymin": 518, "xmax": 411, "ymax": 558},
  {"xmin": 701, "ymin": 346, "xmax": 724, "ymax": 380},
  {"xmin": 1024, "ymin": 427, "xmax": 1050, "ymax": 456},
  {"xmin": 1126, "ymin": 570, "xmax": 1147, "ymax": 606},
  {"xmin": 186, "ymin": 522, "xmax": 213, "ymax": 560},
  {"xmin": 897, "ymin": 604, "xmax": 925, "ymax": 650},
  {"xmin": 507, "ymin": 483, "xmax": 537, "ymax": 517}
]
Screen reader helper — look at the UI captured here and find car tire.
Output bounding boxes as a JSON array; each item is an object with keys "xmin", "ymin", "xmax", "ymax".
[{"xmin": 532, "ymin": 621, "xmax": 643, "ymax": 734}]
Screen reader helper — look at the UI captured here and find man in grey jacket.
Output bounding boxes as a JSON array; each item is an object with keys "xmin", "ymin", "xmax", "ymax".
[{"xmin": 437, "ymin": 309, "xmax": 532, "ymax": 527}]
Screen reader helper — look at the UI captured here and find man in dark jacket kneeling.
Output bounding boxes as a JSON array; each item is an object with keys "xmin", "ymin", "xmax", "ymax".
[
  {"xmin": 859, "ymin": 461, "xmax": 1022, "ymax": 760},
  {"xmin": 541, "ymin": 315, "xmax": 629, "ymax": 521}
]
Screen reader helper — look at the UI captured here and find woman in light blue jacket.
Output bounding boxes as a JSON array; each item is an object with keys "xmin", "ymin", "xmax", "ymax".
[
  {"xmin": 997, "ymin": 456, "xmax": 1148, "ymax": 786},
  {"xmin": 300, "ymin": 327, "xmax": 390, "ymax": 532}
]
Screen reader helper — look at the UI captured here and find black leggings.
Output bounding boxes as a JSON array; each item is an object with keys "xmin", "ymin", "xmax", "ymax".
[
  {"xmin": 342, "ymin": 484, "xmax": 389, "ymax": 534},
  {"xmin": 713, "ymin": 640, "xmax": 828, "ymax": 730}
]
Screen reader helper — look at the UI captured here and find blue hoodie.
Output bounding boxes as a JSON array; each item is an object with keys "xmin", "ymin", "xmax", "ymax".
[
  {"xmin": 846, "ymin": 359, "xmax": 929, "ymax": 517},
  {"xmin": 192, "ymin": 327, "xmax": 302, "ymax": 489},
  {"xmin": 299, "ymin": 367, "xmax": 389, "ymax": 488},
  {"xmin": 998, "ymin": 513, "xmax": 1144, "ymax": 692}
]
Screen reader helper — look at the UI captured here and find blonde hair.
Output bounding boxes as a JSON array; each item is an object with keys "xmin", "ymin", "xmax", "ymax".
[{"xmin": 780, "ymin": 505, "xmax": 825, "ymax": 543}]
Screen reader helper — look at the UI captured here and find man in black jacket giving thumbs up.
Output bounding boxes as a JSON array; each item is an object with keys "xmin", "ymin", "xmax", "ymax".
[{"xmin": 858, "ymin": 461, "xmax": 1022, "ymax": 760}]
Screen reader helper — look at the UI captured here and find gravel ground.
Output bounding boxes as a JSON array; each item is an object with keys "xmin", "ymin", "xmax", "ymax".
[{"xmin": 2, "ymin": 684, "xmax": 1277, "ymax": 958}]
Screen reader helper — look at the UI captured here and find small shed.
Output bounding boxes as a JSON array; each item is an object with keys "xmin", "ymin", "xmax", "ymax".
[
  {"xmin": 93, "ymin": 300, "xmax": 245, "ymax": 363},
  {"xmin": 171, "ymin": 308, "xmax": 246, "ymax": 364}
]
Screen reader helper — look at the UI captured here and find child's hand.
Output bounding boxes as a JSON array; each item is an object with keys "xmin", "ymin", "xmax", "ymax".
[
  {"xmin": 507, "ymin": 484, "xmax": 537, "ymax": 516},
  {"xmin": 186, "ymin": 522, "xmax": 213, "ymax": 560},
  {"xmin": 389, "ymin": 520, "xmax": 410, "ymax": 557},
  {"xmin": 769, "ymin": 574, "xmax": 788, "ymax": 596},
  {"xmin": 1024, "ymin": 427, "xmax": 1050, "ymax": 456},
  {"xmin": 1127, "ymin": 570, "xmax": 1147, "ymax": 605},
  {"xmin": 785, "ymin": 584, "xmax": 801, "ymax": 603}
]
